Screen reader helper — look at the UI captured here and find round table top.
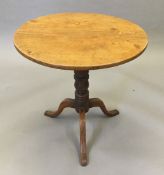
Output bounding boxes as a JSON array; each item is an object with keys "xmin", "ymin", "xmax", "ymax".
[{"xmin": 14, "ymin": 13, "xmax": 148, "ymax": 70}]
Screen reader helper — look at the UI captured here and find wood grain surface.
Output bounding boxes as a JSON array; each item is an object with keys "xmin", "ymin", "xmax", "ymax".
[{"xmin": 14, "ymin": 13, "xmax": 148, "ymax": 70}]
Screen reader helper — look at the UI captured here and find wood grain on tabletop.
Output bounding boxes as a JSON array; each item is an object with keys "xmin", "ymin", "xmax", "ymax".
[{"xmin": 14, "ymin": 13, "xmax": 148, "ymax": 70}]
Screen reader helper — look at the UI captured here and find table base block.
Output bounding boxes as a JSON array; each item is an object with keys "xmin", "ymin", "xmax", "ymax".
[{"xmin": 44, "ymin": 70, "xmax": 119, "ymax": 166}]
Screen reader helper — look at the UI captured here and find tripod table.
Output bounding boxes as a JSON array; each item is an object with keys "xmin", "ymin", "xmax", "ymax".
[{"xmin": 14, "ymin": 13, "xmax": 148, "ymax": 166}]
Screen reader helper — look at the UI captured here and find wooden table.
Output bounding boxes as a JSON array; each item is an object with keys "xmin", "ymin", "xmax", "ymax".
[{"xmin": 14, "ymin": 12, "xmax": 148, "ymax": 166}]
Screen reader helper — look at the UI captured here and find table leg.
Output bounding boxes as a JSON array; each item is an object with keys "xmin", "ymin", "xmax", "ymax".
[
  {"xmin": 89, "ymin": 98, "xmax": 119, "ymax": 117},
  {"xmin": 45, "ymin": 98, "xmax": 75, "ymax": 118},
  {"xmin": 79, "ymin": 110, "xmax": 88, "ymax": 166}
]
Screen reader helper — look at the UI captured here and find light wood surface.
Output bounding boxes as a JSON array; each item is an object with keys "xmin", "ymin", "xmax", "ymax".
[{"xmin": 14, "ymin": 13, "xmax": 148, "ymax": 70}]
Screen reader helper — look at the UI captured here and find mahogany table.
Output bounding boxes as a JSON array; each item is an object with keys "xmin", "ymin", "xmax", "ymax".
[{"xmin": 14, "ymin": 12, "xmax": 148, "ymax": 166}]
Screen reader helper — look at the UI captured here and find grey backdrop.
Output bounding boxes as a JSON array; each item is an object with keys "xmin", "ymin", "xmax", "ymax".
[{"xmin": 0, "ymin": 0, "xmax": 164, "ymax": 175}]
